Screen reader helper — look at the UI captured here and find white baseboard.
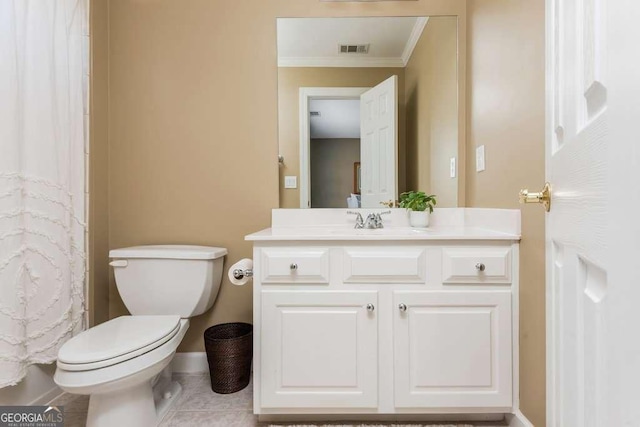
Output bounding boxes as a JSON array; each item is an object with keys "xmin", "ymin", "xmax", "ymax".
[
  {"xmin": 171, "ymin": 352, "xmax": 209, "ymax": 374},
  {"xmin": 506, "ymin": 410, "xmax": 535, "ymax": 427},
  {"xmin": 38, "ymin": 387, "xmax": 64, "ymax": 406}
]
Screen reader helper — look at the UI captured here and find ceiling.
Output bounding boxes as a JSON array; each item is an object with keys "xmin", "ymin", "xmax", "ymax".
[
  {"xmin": 310, "ymin": 99, "xmax": 360, "ymax": 139},
  {"xmin": 277, "ymin": 17, "xmax": 428, "ymax": 68}
]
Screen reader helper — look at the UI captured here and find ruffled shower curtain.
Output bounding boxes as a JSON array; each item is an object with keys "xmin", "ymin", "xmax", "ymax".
[{"xmin": 0, "ymin": 0, "xmax": 88, "ymax": 387}]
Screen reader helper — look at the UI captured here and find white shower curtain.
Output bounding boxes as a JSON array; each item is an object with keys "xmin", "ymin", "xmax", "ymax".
[{"xmin": 0, "ymin": 0, "xmax": 88, "ymax": 387}]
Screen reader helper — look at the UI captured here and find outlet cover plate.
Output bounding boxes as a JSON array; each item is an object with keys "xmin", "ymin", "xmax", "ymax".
[{"xmin": 284, "ymin": 176, "xmax": 298, "ymax": 189}]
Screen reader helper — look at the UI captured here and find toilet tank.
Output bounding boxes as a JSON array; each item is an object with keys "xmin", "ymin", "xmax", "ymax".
[{"xmin": 109, "ymin": 245, "xmax": 227, "ymax": 318}]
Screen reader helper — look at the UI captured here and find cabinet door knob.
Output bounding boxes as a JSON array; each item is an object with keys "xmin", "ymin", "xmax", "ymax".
[
  {"xmin": 290, "ymin": 263, "xmax": 298, "ymax": 271},
  {"xmin": 475, "ymin": 263, "xmax": 486, "ymax": 272},
  {"xmin": 398, "ymin": 303, "xmax": 407, "ymax": 312},
  {"xmin": 366, "ymin": 303, "xmax": 375, "ymax": 312}
]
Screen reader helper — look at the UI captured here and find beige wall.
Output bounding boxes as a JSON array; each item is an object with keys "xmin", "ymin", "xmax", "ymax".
[
  {"xmin": 94, "ymin": 2, "xmax": 545, "ymax": 422},
  {"xmin": 405, "ymin": 17, "xmax": 459, "ymax": 207},
  {"xmin": 466, "ymin": 1, "xmax": 546, "ymax": 425},
  {"xmin": 88, "ymin": 0, "xmax": 110, "ymax": 327},
  {"xmin": 105, "ymin": 0, "xmax": 467, "ymax": 352},
  {"xmin": 310, "ymin": 138, "xmax": 360, "ymax": 208},
  {"xmin": 278, "ymin": 67, "xmax": 405, "ymax": 208},
  {"xmin": 98, "ymin": 0, "xmax": 470, "ymax": 352},
  {"xmin": 107, "ymin": 0, "xmax": 277, "ymax": 351}
]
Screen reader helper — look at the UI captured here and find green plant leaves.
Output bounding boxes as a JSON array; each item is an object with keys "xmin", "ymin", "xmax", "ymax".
[{"xmin": 398, "ymin": 191, "xmax": 437, "ymax": 213}]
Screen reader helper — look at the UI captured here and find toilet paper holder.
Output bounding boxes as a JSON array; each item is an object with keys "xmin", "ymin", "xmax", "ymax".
[{"xmin": 232, "ymin": 268, "xmax": 253, "ymax": 280}]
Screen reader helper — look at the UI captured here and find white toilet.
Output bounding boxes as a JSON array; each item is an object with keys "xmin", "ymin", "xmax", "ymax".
[{"xmin": 54, "ymin": 245, "xmax": 227, "ymax": 427}]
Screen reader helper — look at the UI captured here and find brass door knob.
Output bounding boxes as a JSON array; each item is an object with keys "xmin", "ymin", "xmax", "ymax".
[{"xmin": 519, "ymin": 182, "xmax": 552, "ymax": 212}]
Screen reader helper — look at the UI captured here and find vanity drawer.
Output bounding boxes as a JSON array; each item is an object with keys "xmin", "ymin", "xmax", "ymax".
[
  {"xmin": 442, "ymin": 247, "xmax": 512, "ymax": 284},
  {"xmin": 261, "ymin": 248, "xmax": 330, "ymax": 284},
  {"xmin": 343, "ymin": 247, "xmax": 427, "ymax": 284}
]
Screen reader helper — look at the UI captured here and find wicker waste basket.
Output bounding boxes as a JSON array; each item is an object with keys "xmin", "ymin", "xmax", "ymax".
[{"xmin": 203, "ymin": 322, "xmax": 253, "ymax": 394}]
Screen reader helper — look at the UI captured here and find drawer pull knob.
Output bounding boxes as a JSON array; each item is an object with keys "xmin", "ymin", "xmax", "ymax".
[
  {"xmin": 366, "ymin": 303, "xmax": 375, "ymax": 312},
  {"xmin": 290, "ymin": 263, "xmax": 298, "ymax": 271},
  {"xmin": 398, "ymin": 303, "xmax": 407, "ymax": 312},
  {"xmin": 476, "ymin": 263, "xmax": 486, "ymax": 272}
]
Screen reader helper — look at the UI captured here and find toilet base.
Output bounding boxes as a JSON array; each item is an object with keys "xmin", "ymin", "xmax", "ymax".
[
  {"xmin": 87, "ymin": 380, "xmax": 156, "ymax": 427},
  {"xmin": 86, "ymin": 378, "xmax": 183, "ymax": 427},
  {"xmin": 153, "ymin": 369, "xmax": 184, "ymax": 422}
]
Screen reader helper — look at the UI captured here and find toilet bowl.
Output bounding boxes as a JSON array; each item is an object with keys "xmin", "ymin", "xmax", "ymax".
[{"xmin": 54, "ymin": 245, "xmax": 227, "ymax": 427}]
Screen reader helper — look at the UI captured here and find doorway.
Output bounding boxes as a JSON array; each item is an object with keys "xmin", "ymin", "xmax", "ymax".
[
  {"xmin": 309, "ymin": 98, "xmax": 361, "ymax": 208},
  {"xmin": 299, "ymin": 75, "xmax": 398, "ymax": 209},
  {"xmin": 299, "ymin": 87, "xmax": 369, "ymax": 208}
]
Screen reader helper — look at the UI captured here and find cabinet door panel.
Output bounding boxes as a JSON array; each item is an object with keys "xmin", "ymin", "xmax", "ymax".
[
  {"xmin": 261, "ymin": 290, "xmax": 378, "ymax": 409},
  {"xmin": 394, "ymin": 291, "xmax": 512, "ymax": 409}
]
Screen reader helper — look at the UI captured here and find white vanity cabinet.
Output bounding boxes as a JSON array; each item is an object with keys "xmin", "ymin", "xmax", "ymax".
[
  {"xmin": 247, "ymin": 208, "xmax": 521, "ymax": 419},
  {"xmin": 260, "ymin": 290, "xmax": 379, "ymax": 409},
  {"xmin": 393, "ymin": 290, "xmax": 513, "ymax": 409}
]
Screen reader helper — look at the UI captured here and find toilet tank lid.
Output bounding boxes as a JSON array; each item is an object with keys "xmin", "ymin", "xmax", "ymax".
[{"xmin": 109, "ymin": 245, "xmax": 227, "ymax": 260}]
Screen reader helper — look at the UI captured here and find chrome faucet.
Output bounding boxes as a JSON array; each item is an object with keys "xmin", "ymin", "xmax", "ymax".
[
  {"xmin": 363, "ymin": 213, "xmax": 378, "ymax": 229},
  {"xmin": 347, "ymin": 211, "xmax": 364, "ymax": 229},
  {"xmin": 370, "ymin": 210, "xmax": 392, "ymax": 229},
  {"xmin": 348, "ymin": 210, "xmax": 391, "ymax": 229}
]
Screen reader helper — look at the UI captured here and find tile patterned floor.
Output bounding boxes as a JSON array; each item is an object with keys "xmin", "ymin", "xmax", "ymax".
[{"xmin": 51, "ymin": 373, "xmax": 507, "ymax": 427}]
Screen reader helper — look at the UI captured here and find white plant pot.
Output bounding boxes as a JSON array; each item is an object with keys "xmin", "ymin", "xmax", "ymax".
[{"xmin": 409, "ymin": 210, "xmax": 430, "ymax": 228}]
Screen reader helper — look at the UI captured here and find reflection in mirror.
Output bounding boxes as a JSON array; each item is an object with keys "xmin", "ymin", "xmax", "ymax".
[{"xmin": 277, "ymin": 17, "xmax": 460, "ymax": 209}]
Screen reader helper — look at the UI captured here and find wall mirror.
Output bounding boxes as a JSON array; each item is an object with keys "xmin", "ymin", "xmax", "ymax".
[{"xmin": 277, "ymin": 16, "xmax": 462, "ymax": 209}]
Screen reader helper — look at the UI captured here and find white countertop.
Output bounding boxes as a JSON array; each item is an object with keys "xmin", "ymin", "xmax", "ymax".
[
  {"xmin": 245, "ymin": 208, "xmax": 522, "ymax": 242},
  {"xmin": 246, "ymin": 226, "xmax": 520, "ymax": 241}
]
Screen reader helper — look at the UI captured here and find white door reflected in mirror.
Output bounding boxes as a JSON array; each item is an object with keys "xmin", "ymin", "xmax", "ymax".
[{"xmin": 360, "ymin": 75, "xmax": 398, "ymax": 208}]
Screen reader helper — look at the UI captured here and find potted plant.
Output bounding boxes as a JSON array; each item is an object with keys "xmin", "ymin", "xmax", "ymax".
[{"xmin": 399, "ymin": 191, "xmax": 437, "ymax": 228}]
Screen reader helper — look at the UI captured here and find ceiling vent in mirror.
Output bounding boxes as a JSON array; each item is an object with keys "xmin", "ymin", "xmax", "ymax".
[{"xmin": 339, "ymin": 44, "xmax": 370, "ymax": 54}]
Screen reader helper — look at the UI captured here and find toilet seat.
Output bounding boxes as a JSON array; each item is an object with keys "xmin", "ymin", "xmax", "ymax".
[{"xmin": 57, "ymin": 315, "xmax": 181, "ymax": 372}]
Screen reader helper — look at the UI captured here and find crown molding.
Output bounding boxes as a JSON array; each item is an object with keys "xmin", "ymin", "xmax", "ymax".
[
  {"xmin": 401, "ymin": 17, "xmax": 429, "ymax": 66},
  {"xmin": 278, "ymin": 56, "xmax": 405, "ymax": 68}
]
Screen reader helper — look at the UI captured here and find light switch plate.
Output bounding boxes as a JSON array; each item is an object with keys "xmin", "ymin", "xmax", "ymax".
[
  {"xmin": 476, "ymin": 145, "xmax": 486, "ymax": 172},
  {"xmin": 450, "ymin": 157, "xmax": 457, "ymax": 178},
  {"xmin": 284, "ymin": 176, "xmax": 298, "ymax": 189}
]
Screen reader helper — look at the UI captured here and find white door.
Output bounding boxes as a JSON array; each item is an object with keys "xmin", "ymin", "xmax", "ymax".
[
  {"xmin": 360, "ymin": 75, "xmax": 398, "ymax": 208},
  {"xmin": 393, "ymin": 291, "xmax": 512, "ymax": 409},
  {"xmin": 545, "ymin": 1, "xmax": 640, "ymax": 425},
  {"xmin": 260, "ymin": 290, "xmax": 378, "ymax": 409}
]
